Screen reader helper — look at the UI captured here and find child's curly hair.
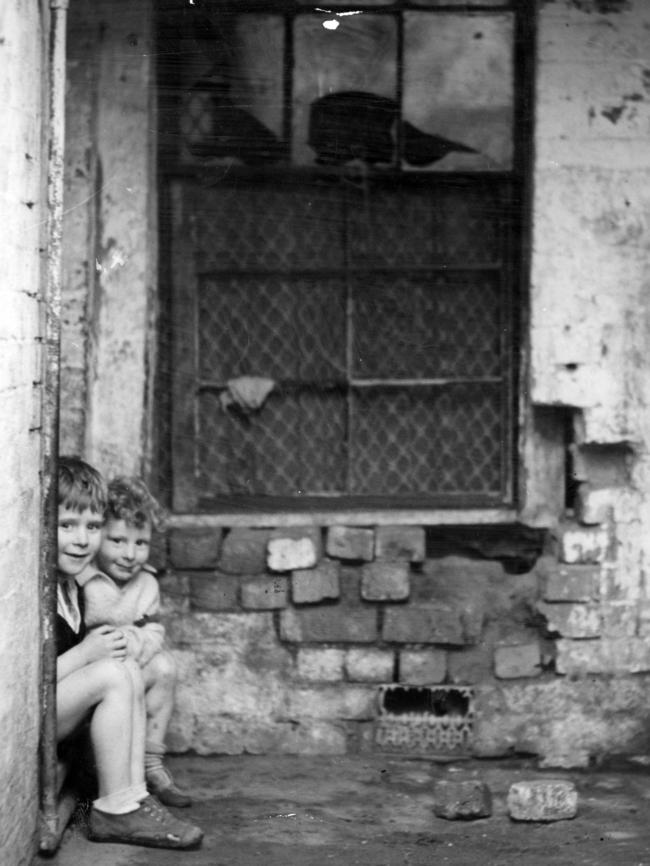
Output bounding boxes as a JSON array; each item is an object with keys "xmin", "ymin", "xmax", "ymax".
[
  {"xmin": 105, "ymin": 476, "xmax": 168, "ymax": 532},
  {"xmin": 58, "ymin": 456, "xmax": 107, "ymax": 514}
]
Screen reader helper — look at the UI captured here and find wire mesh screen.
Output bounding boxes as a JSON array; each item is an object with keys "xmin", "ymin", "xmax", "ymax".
[{"xmin": 172, "ymin": 177, "xmax": 514, "ymax": 506}]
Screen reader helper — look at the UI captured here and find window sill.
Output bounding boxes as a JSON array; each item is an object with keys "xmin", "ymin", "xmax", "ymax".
[{"xmin": 167, "ymin": 507, "xmax": 519, "ymax": 529}]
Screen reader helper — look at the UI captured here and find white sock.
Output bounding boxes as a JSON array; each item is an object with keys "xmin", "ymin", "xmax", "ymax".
[
  {"xmin": 130, "ymin": 782, "xmax": 149, "ymax": 802},
  {"xmin": 93, "ymin": 786, "xmax": 140, "ymax": 815}
]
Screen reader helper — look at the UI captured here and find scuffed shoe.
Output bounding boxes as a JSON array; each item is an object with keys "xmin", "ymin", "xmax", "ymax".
[
  {"xmin": 147, "ymin": 764, "xmax": 192, "ymax": 808},
  {"xmin": 88, "ymin": 796, "xmax": 203, "ymax": 849}
]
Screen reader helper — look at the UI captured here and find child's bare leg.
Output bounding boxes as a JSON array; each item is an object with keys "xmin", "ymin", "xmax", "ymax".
[
  {"xmin": 121, "ymin": 657, "xmax": 148, "ymax": 795},
  {"xmin": 142, "ymin": 650, "xmax": 192, "ymax": 807},
  {"xmin": 143, "ymin": 649, "xmax": 176, "ymax": 744},
  {"xmin": 57, "ymin": 658, "xmax": 135, "ymax": 801}
]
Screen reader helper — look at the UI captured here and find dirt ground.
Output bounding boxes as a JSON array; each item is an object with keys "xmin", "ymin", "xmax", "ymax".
[{"xmin": 41, "ymin": 753, "xmax": 650, "ymax": 866}]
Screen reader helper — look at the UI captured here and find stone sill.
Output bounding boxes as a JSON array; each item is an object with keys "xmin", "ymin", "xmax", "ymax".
[{"xmin": 168, "ymin": 508, "xmax": 519, "ymax": 529}]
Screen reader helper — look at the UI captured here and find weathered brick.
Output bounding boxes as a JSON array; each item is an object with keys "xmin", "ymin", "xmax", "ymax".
[
  {"xmin": 267, "ymin": 526, "xmax": 322, "ymax": 572},
  {"xmin": 537, "ymin": 601, "xmax": 601, "ymax": 638},
  {"xmin": 189, "ymin": 571, "xmax": 241, "ymax": 611},
  {"xmin": 560, "ymin": 523, "xmax": 609, "ymax": 565},
  {"xmin": 326, "ymin": 525, "xmax": 374, "ymax": 561},
  {"xmin": 447, "ymin": 644, "xmax": 492, "ymax": 684},
  {"xmin": 494, "ymin": 643, "xmax": 541, "ymax": 679},
  {"xmin": 382, "ymin": 604, "xmax": 466, "ymax": 645},
  {"xmin": 375, "ymin": 525, "xmax": 425, "ymax": 562},
  {"xmin": 601, "ymin": 601, "xmax": 637, "ymax": 637},
  {"xmin": 556, "ymin": 637, "xmax": 650, "ymax": 675},
  {"xmin": 241, "ymin": 575, "xmax": 289, "ymax": 610},
  {"xmin": 282, "ymin": 685, "xmax": 376, "ymax": 720},
  {"xmin": 158, "ymin": 572, "xmax": 190, "ymax": 615},
  {"xmin": 433, "ymin": 780, "xmax": 492, "ymax": 820},
  {"xmin": 574, "ymin": 484, "xmax": 613, "ymax": 526},
  {"xmin": 169, "ymin": 527, "xmax": 222, "ymax": 569},
  {"xmin": 542, "ymin": 563, "xmax": 600, "ymax": 602},
  {"xmin": 507, "ymin": 780, "xmax": 577, "ymax": 822},
  {"xmin": 399, "ymin": 649, "xmax": 447, "ymax": 684},
  {"xmin": 280, "ymin": 607, "xmax": 377, "ymax": 643},
  {"xmin": 292, "ymin": 560, "xmax": 340, "ymax": 604},
  {"xmin": 296, "ymin": 648, "xmax": 345, "ymax": 682},
  {"xmin": 345, "ymin": 648, "xmax": 394, "ymax": 682},
  {"xmin": 360, "ymin": 561, "xmax": 410, "ymax": 601},
  {"xmin": 219, "ymin": 528, "xmax": 271, "ymax": 574}
]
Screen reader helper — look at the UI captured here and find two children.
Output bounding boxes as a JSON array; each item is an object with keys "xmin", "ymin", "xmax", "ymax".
[{"xmin": 55, "ymin": 457, "xmax": 201, "ymax": 849}]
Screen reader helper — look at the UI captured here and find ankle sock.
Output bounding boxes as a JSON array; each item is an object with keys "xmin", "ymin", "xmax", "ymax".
[{"xmin": 93, "ymin": 786, "xmax": 140, "ymax": 815}]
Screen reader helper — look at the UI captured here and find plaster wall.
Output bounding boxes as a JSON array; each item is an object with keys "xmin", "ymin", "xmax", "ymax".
[
  {"xmin": 0, "ymin": 2, "xmax": 47, "ymax": 863},
  {"xmin": 62, "ymin": 0, "xmax": 156, "ymax": 475}
]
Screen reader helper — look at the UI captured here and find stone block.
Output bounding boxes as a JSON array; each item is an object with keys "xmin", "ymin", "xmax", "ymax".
[
  {"xmin": 189, "ymin": 571, "xmax": 241, "ymax": 611},
  {"xmin": 280, "ymin": 607, "xmax": 378, "ymax": 643},
  {"xmin": 433, "ymin": 780, "xmax": 492, "ymax": 820},
  {"xmin": 601, "ymin": 602, "xmax": 637, "ymax": 637},
  {"xmin": 282, "ymin": 685, "xmax": 376, "ymax": 720},
  {"xmin": 345, "ymin": 648, "xmax": 394, "ymax": 682},
  {"xmin": 555, "ymin": 637, "xmax": 650, "ymax": 675},
  {"xmin": 292, "ymin": 560, "xmax": 340, "ymax": 604},
  {"xmin": 542, "ymin": 563, "xmax": 600, "ymax": 602},
  {"xmin": 447, "ymin": 646, "xmax": 491, "ymax": 684},
  {"xmin": 296, "ymin": 648, "xmax": 345, "ymax": 682},
  {"xmin": 360, "ymin": 561, "xmax": 410, "ymax": 601},
  {"xmin": 382, "ymin": 604, "xmax": 466, "ymax": 645},
  {"xmin": 574, "ymin": 484, "xmax": 612, "ymax": 526},
  {"xmin": 375, "ymin": 525, "xmax": 425, "ymax": 562},
  {"xmin": 560, "ymin": 524, "xmax": 609, "ymax": 565},
  {"xmin": 507, "ymin": 780, "xmax": 577, "ymax": 822},
  {"xmin": 494, "ymin": 643, "xmax": 541, "ymax": 679},
  {"xmin": 158, "ymin": 572, "xmax": 190, "ymax": 615},
  {"xmin": 399, "ymin": 649, "xmax": 447, "ymax": 685},
  {"xmin": 241, "ymin": 575, "xmax": 289, "ymax": 610},
  {"xmin": 537, "ymin": 601, "xmax": 601, "ymax": 638},
  {"xmin": 169, "ymin": 527, "xmax": 222, "ymax": 569},
  {"xmin": 326, "ymin": 525, "xmax": 374, "ymax": 561},
  {"xmin": 219, "ymin": 528, "xmax": 271, "ymax": 574},
  {"xmin": 148, "ymin": 530, "xmax": 168, "ymax": 571},
  {"xmin": 267, "ymin": 527, "xmax": 322, "ymax": 572}
]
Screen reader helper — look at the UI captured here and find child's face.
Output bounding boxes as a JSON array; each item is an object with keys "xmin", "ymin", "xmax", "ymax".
[
  {"xmin": 96, "ymin": 518, "xmax": 152, "ymax": 583},
  {"xmin": 57, "ymin": 507, "xmax": 104, "ymax": 577}
]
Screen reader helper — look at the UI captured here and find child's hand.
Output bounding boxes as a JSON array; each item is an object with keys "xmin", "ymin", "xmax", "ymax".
[{"xmin": 82, "ymin": 625, "xmax": 128, "ymax": 664}]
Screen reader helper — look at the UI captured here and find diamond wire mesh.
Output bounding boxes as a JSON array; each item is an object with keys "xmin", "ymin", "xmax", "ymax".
[{"xmin": 186, "ymin": 181, "xmax": 510, "ymax": 500}]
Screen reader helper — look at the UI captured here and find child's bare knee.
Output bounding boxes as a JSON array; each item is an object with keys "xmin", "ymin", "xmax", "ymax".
[{"xmin": 147, "ymin": 650, "xmax": 177, "ymax": 684}]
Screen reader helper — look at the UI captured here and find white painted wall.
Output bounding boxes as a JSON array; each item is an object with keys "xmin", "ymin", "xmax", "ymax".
[{"xmin": 0, "ymin": 1, "xmax": 47, "ymax": 862}]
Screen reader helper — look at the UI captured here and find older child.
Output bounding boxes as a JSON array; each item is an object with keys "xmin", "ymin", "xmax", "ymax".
[
  {"xmin": 80, "ymin": 475, "xmax": 192, "ymax": 808},
  {"xmin": 56, "ymin": 457, "xmax": 202, "ymax": 848}
]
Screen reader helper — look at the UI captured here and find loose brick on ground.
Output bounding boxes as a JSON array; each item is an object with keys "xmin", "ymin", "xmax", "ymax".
[
  {"xmin": 507, "ymin": 780, "xmax": 578, "ymax": 822},
  {"xmin": 433, "ymin": 779, "xmax": 492, "ymax": 820}
]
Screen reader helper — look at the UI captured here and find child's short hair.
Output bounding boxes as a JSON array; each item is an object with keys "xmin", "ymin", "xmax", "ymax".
[
  {"xmin": 105, "ymin": 476, "xmax": 167, "ymax": 531},
  {"xmin": 58, "ymin": 456, "xmax": 107, "ymax": 514}
]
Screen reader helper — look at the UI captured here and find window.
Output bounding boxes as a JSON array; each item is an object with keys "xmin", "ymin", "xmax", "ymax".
[{"xmin": 157, "ymin": 0, "xmax": 532, "ymax": 512}]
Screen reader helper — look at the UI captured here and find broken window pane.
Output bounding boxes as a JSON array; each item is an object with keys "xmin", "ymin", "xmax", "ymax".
[{"xmin": 403, "ymin": 13, "xmax": 514, "ymax": 171}]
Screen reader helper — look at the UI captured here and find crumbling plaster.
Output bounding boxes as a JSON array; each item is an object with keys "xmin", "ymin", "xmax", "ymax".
[{"xmin": 0, "ymin": 2, "xmax": 48, "ymax": 864}]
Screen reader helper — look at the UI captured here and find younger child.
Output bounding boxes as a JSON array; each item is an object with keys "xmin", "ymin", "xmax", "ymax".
[
  {"xmin": 81, "ymin": 475, "xmax": 192, "ymax": 808},
  {"xmin": 56, "ymin": 456, "xmax": 202, "ymax": 848}
]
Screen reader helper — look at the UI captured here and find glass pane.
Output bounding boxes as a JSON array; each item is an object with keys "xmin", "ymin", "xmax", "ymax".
[
  {"xmin": 350, "ymin": 384, "xmax": 504, "ymax": 496},
  {"xmin": 198, "ymin": 275, "xmax": 347, "ymax": 382},
  {"xmin": 293, "ymin": 14, "xmax": 397, "ymax": 165},
  {"xmin": 403, "ymin": 13, "xmax": 513, "ymax": 170},
  {"xmin": 352, "ymin": 273, "xmax": 503, "ymax": 379},
  {"xmin": 180, "ymin": 14, "xmax": 284, "ymax": 165},
  {"xmin": 197, "ymin": 391, "xmax": 347, "ymax": 496}
]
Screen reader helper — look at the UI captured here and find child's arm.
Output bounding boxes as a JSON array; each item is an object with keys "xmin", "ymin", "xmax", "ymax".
[{"xmin": 57, "ymin": 625, "xmax": 128, "ymax": 681}]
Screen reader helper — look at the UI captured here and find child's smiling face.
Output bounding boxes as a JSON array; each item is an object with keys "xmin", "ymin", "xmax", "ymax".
[
  {"xmin": 96, "ymin": 518, "xmax": 152, "ymax": 583},
  {"xmin": 57, "ymin": 507, "xmax": 104, "ymax": 577}
]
